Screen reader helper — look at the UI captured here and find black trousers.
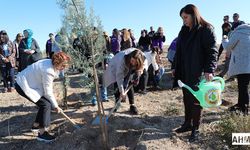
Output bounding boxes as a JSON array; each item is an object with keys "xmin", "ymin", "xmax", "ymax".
[
  {"xmin": 217, "ymin": 44, "xmax": 224, "ymax": 61},
  {"xmin": 182, "ymin": 88, "xmax": 202, "ymax": 128},
  {"xmin": 114, "ymin": 82, "xmax": 135, "ymax": 105},
  {"xmin": 218, "ymin": 55, "xmax": 230, "ymax": 77},
  {"xmin": 15, "ymin": 83, "xmax": 52, "ymax": 128},
  {"xmin": 148, "ymin": 64, "xmax": 158, "ymax": 87},
  {"xmin": 134, "ymin": 68, "xmax": 148, "ymax": 92},
  {"xmin": 237, "ymin": 74, "xmax": 250, "ymax": 107}
]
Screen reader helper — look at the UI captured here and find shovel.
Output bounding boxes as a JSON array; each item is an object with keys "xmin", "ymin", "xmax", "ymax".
[
  {"xmin": 60, "ymin": 111, "xmax": 81, "ymax": 129},
  {"xmin": 92, "ymin": 84, "xmax": 133, "ymax": 125}
]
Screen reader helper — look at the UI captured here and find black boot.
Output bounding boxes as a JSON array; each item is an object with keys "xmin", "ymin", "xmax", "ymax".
[
  {"xmin": 130, "ymin": 105, "xmax": 138, "ymax": 115},
  {"xmin": 228, "ymin": 103, "xmax": 241, "ymax": 112},
  {"xmin": 241, "ymin": 104, "xmax": 249, "ymax": 115},
  {"xmin": 189, "ymin": 128, "xmax": 199, "ymax": 142},
  {"xmin": 175, "ymin": 123, "xmax": 192, "ymax": 133}
]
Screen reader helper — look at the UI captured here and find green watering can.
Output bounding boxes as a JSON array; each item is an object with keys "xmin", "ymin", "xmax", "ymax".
[{"xmin": 178, "ymin": 77, "xmax": 225, "ymax": 108}]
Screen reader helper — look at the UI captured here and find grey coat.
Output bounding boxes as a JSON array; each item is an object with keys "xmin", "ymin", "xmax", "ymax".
[
  {"xmin": 103, "ymin": 48, "xmax": 136, "ymax": 94},
  {"xmin": 222, "ymin": 24, "xmax": 250, "ymax": 77}
]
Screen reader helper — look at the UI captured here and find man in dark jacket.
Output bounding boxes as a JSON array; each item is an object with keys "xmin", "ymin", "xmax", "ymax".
[
  {"xmin": 231, "ymin": 13, "xmax": 245, "ymax": 31},
  {"xmin": 45, "ymin": 33, "xmax": 54, "ymax": 58}
]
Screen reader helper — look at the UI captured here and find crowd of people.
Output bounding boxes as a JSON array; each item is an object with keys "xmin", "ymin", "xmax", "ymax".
[{"xmin": 0, "ymin": 4, "xmax": 249, "ymax": 143}]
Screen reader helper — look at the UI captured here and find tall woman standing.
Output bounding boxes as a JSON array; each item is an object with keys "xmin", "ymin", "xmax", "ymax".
[
  {"xmin": 19, "ymin": 29, "xmax": 41, "ymax": 71},
  {"xmin": 173, "ymin": 4, "xmax": 218, "ymax": 142}
]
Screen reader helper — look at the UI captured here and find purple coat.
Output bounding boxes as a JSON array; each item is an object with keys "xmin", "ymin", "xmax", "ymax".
[{"xmin": 152, "ymin": 33, "xmax": 166, "ymax": 50}]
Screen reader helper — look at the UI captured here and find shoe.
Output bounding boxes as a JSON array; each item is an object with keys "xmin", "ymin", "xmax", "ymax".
[
  {"xmin": 139, "ymin": 90, "xmax": 147, "ymax": 95},
  {"xmin": 37, "ymin": 131, "xmax": 55, "ymax": 142},
  {"xmin": 175, "ymin": 124, "xmax": 192, "ymax": 133},
  {"xmin": 91, "ymin": 98, "xmax": 97, "ymax": 106},
  {"xmin": 241, "ymin": 104, "xmax": 249, "ymax": 115},
  {"xmin": 130, "ymin": 105, "xmax": 138, "ymax": 115},
  {"xmin": 2, "ymin": 88, "xmax": 7, "ymax": 93},
  {"xmin": 189, "ymin": 128, "xmax": 199, "ymax": 142},
  {"xmin": 228, "ymin": 104, "xmax": 241, "ymax": 112},
  {"xmin": 31, "ymin": 126, "xmax": 39, "ymax": 132},
  {"xmin": 153, "ymin": 86, "xmax": 162, "ymax": 91},
  {"xmin": 8, "ymin": 87, "xmax": 15, "ymax": 92},
  {"xmin": 102, "ymin": 99, "xmax": 109, "ymax": 102}
]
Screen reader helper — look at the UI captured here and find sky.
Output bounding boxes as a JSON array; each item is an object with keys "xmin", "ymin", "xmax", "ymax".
[{"xmin": 0, "ymin": 0, "xmax": 249, "ymax": 51}]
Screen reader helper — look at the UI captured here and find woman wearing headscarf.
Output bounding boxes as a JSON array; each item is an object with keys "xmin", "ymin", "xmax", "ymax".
[{"xmin": 19, "ymin": 29, "xmax": 41, "ymax": 71}]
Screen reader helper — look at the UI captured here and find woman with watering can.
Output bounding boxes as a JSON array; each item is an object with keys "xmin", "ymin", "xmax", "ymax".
[
  {"xmin": 222, "ymin": 24, "xmax": 250, "ymax": 115},
  {"xmin": 172, "ymin": 4, "xmax": 218, "ymax": 142}
]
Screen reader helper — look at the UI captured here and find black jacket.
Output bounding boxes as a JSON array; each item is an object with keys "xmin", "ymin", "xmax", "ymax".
[{"xmin": 173, "ymin": 25, "xmax": 218, "ymax": 89}]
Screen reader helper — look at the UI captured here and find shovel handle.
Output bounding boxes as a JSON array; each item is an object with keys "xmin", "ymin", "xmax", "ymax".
[
  {"xmin": 107, "ymin": 84, "xmax": 133, "ymax": 118},
  {"xmin": 60, "ymin": 111, "xmax": 78, "ymax": 126}
]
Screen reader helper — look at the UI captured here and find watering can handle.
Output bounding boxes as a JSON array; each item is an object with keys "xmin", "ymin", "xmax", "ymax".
[
  {"xmin": 212, "ymin": 76, "xmax": 225, "ymax": 90},
  {"xmin": 199, "ymin": 76, "xmax": 225, "ymax": 90}
]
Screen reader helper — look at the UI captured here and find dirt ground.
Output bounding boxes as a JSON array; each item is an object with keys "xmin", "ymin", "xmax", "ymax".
[{"xmin": 0, "ymin": 50, "xmax": 243, "ymax": 150}]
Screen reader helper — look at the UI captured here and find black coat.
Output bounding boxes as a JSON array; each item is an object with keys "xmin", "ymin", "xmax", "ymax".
[
  {"xmin": 173, "ymin": 25, "xmax": 218, "ymax": 89},
  {"xmin": 19, "ymin": 38, "xmax": 41, "ymax": 71}
]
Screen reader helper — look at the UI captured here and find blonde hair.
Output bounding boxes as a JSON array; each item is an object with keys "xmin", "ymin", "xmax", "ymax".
[
  {"xmin": 123, "ymin": 29, "xmax": 131, "ymax": 42},
  {"xmin": 52, "ymin": 52, "xmax": 71, "ymax": 69}
]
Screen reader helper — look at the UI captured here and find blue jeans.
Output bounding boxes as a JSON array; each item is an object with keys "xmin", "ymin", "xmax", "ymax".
[
  {"xmin": 155, "ymin": 67, "xmax": 165, "ymax": 83},
  {"xmin": 91, "ymin": 86, "xmax": 108, "ymax": 105},
  {"xmin": 1, "ymin": 64, "xmax": 15, "ymax": 88}
]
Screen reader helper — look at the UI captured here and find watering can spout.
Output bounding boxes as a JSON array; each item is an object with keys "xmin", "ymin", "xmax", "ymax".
[{"xmin": 177, "ymin": 80, "xmax": 197, "ymax": 96}]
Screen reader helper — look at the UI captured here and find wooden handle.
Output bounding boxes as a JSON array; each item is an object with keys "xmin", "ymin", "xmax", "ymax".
[
  {"xmin": 60, "ymin": 111, "xmax": 77, "ymax": 126},
  {"xmin": 107, "ymin": 84, "xmax": 133, "ymax": 118}
]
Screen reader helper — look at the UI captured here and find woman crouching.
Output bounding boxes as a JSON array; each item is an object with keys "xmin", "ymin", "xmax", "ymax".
[
  {"xmin": 15, "ymin": 52, "xmax": 71, "ymax": 142},
  {"xmin": 104, "ymin": 48, "xmax": 145, "ymax": 114}
]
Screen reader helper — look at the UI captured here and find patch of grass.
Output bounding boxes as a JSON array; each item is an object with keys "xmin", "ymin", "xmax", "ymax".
[
  {"xmin": 164, "ymin": 102, "xmax": 181, "ymax": 116},
  {"xmin": 225, "ymin": 80, "xmax": 238, "ymax": 90},
  {"xmin": 217, "ymin": 113, "xmax": 250, "ymax": 150}
]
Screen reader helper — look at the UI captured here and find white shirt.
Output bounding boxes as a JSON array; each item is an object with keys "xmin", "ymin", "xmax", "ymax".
[
  {"xmin": 16, "ymin": 59, "xmax": 59, "ymax": 108},
  {"xmin": 144, "ymin": 51, "xmax": 159, "ymax": 71}
]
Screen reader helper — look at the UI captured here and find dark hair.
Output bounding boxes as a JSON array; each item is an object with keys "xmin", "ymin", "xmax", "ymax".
[
  {"xmin": 15, "ymin": 33, "xmax": 23, "ymax": 42},
  {"xmin": 233, "ymin": 13, "xmax": 239, "ymax": 17},
  {"xmin": 180, "ymin": 4, "xmax": 212, "ymax": 28},
  {"xmin": 151, "ymin": 46, "xmax": 160, "ymax": 54},
  {"xmin": 0, "ymin": 30, "xmax": 9, "ymax": 44},
  {"xmin": 125, "ymin": 49, "xmax": 145, "ymax": 70},
  {"xmin": 222, "ymin": 22, "xmax": 232, "ymax": 29},
  {"xmin": 112, "ymin": 28, "xmax": 120, "ymax": 37}
]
